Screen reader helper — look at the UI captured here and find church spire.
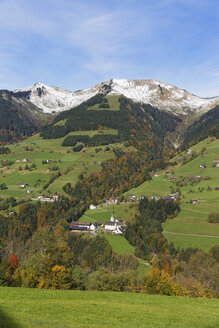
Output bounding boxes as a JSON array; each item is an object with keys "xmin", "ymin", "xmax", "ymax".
[{"xmin": 110, "ymin": 212, "xmax": 114, "ymax": 222}]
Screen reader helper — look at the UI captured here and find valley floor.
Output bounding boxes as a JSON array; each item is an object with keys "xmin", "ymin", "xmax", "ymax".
[{"xmin": 0, "ymin": 287, "xmax": 219, "ymax": 328}]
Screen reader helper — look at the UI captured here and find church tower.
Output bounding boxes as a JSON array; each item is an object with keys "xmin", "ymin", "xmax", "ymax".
[{"xmin": 110, "ymin": 213, "xmax": 114, "ymax": 222}]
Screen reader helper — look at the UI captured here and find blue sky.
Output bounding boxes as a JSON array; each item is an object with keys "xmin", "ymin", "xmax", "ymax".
[{"xmin": 0, "ymin": 0, "xmax": 219, "ymax": 96}]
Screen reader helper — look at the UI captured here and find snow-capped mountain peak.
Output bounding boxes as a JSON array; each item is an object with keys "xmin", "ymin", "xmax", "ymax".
[
  {"xmin": 14, "ymin": 79, "xmax": 219, "ymax": 115},
  {"xmin": 108, "ymin": 79, "xmax": 219, "ymax": 115}
]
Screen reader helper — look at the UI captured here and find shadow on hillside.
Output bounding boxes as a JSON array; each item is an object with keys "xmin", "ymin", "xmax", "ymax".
[{"xmin": 0, "ymin": 307, "xmax": 22, "ymax": 328}]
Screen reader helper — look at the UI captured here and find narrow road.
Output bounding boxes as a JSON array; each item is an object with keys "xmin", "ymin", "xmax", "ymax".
[{"xmin": 164, "ymin": 231, "xmax": 219, "ymax": 239}]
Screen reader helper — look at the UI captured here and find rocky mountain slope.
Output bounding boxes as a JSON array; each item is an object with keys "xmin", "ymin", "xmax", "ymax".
[{"xmin": 14, "ymin": 79, "xmax": 219, "ymax": 115}]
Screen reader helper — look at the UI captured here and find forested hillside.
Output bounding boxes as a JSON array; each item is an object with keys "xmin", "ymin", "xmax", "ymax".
[
  {"xmin": 0, "ymin": 90, "xmax": 51, "ymax": 144},
  {"xmin": 40, "ymin": 94, "xmax": 181, "ymax": 151},
  {"xmin": 181, "ymin": 105, "xmax": 219, "ymax": 149}
]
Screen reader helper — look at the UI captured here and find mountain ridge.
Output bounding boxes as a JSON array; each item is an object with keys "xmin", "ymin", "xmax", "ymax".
[{"xmin": 13, "ymin": 79, "xmax": 219, "ymax": 116}]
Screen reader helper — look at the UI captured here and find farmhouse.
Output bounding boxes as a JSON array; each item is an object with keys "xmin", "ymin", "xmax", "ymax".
[
  {"xmin": 53, "ymin": 192, "xmax": 60, "ymax": 201},
  {"xmin": 168, "ymin": 176, "xmax": 177, "ymax": 181},
  {"xmin": 89, "ymin": 204, "xmax": 97, "ymax": 210},
  {"xmin": 128, "ymin": 194, "xmax": 136, "ymax": 201},
  {"xmin": 70, "ymin": 222, "xmax": 91, "ymax": 232},
  {"xmin": 19, "ymin": 183, "xmax": 28, "ymax": 188},
  {"xmin": 106, "ymin": 197, "xmax": 118, "ymax": 205},
  {"xmin": 164, "ymin": 197, "xmax": 174, "ymax": 202},
  {"xmin": 213, "ymin": 158, "xmax": 219, "ymax": 162},
  {"xmin": 192, "ymin": 198, "xmax": 200, "ymax": 204},
  {"xmin": 215, "ymin": 187, "xmax": 219, "ymax": 191},
  {"xmin": 151, "ymin": 196, "xmax": 160, "ymax": 201}
]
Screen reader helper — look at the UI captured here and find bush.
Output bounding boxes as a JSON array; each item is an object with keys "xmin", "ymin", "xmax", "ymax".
[
  {"xmin": 62, "ymin": 135, "xmax": 89, "ymax": 147},
  {"xmin": 208, "ymin": 213, "xmax": 219, "ymax": 223},
  {"xmin": 73, "ymin": 144, "xmax": 83, "ymax": 152},
  {"xmin": 99, "ymin": 103, "xmax": 110, "ymax": 108},
  {"xmin": 0, "ymin": 183, "xmax": 7, "ymax": 190}
]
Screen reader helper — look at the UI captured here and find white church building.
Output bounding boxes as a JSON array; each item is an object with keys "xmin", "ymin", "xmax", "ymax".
[{"xmin": 104, "ymin": 213, "xmax": 124, "ymax": 235}]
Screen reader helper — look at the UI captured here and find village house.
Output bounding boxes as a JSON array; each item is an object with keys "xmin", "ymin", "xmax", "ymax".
[
  {"xmin": 70, "ymin": 222, "xmax": 90, "ymax": 232},
  {"xmin": 154, "ymin": 173, "xmax": 159, "ymax": 177},
  {"xmin": 34, "ymin": 195, "xmax": 55, "ymax": 202},
  {"xmin": 164, "ymin": 196, "xmax": 175, "ymax": 202},
  {"xmin": 53, "ymin": 192, "xmax": 60, "ymax": 201},
  {"xmin": 213, "ymin": 158, "xmax": 219, "ymax": 163},
  {"xmin": 106, "ymin": 197, "xmax": 118, "ymax": 205},
  {"xmin": 128, "ymin": 194, "xmax": 136, "ymax": 201},
  {"xmin": 89, "ymin": 204, "xmax": 97, "ymax": 210},
  {"xmin": 151, "ymin": 196, "xmax": 160, "ymax": 201},
  {"xmin": 168, "ymin": 176, "xmax": 177, "ymax": 181},
  {"xmin": 192, "ymin": 198, "xmax": 200, "ymax": 204},
  {"xmin": 19, "ymin": 183, "xmax": 29, "ymax": 188}
]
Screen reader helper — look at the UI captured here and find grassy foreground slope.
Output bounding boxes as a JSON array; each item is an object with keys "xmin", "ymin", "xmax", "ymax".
[
  {"xmin": 0, "ymin": 287, "xmax": 219, "ymax": 328},
  {"xmin": 125, "ymin": 138, "xmax": 219, "ymax": 251}
]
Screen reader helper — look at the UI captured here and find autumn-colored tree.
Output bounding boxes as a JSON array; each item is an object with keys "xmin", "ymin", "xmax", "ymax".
[{"xmin": 8, "ymin": 254, "xmax": 19, "ymax": 269}]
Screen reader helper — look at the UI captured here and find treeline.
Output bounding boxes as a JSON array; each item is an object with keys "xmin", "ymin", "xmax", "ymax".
[{"xmin": 181, "ymin": 105, "xmax": 219, "ymax": 149}]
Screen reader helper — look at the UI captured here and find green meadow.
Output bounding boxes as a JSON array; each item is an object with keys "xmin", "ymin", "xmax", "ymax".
[
  {"xmin": 0, "ymin": 287, "xmax": 219, "ymax": 328},
  {"xmin": 0, "ymin": 131, "xmax": 125, "ymax": 200},
  {"xmin": 88, "ymin": 95, "xmax": 121, "ymax": 111},
  {"xmin": 103, "ymin": 234, "xmax": 135, "ymax": 255}
]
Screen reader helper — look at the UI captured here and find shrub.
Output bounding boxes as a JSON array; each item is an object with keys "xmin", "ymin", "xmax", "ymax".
[
  {"xmin": 99, "ymin": 103, "xmax": 110, "ymax": 108},
  {"xmin": 73, "ymin": 144, "xmax": 83, "ymax": 152},
  {"xmin": 208, "ymin": 213, "xmax": 219, "ymax": 223}
]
